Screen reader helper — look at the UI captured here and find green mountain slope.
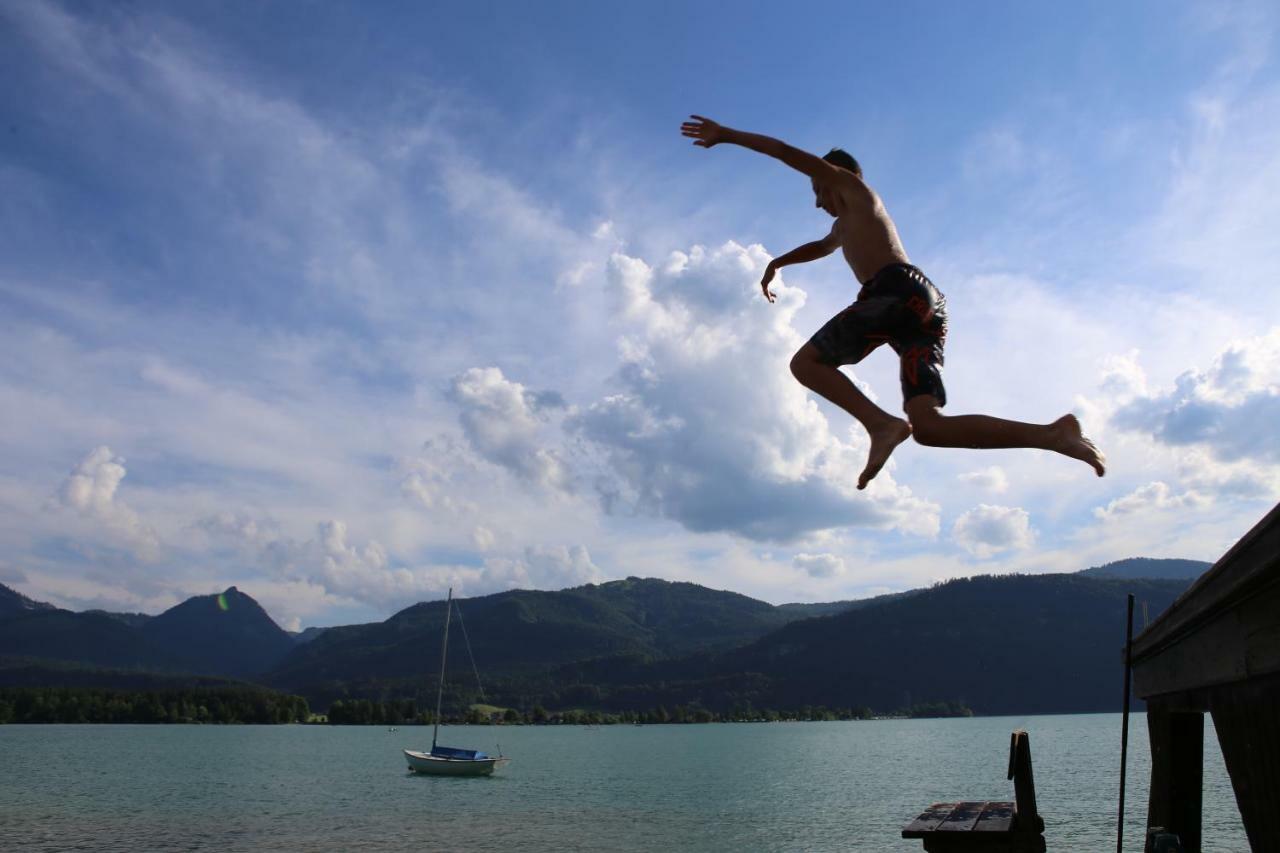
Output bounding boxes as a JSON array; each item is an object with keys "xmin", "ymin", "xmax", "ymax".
[
  {"xmin": 140, "ymin": 587, "xmax": 295, "ymax": 678},
  {"xmin": 266, "ymin": 578, "xmax": 796, "ymax": 702},
  {"xmin": 778, "ymin": 588, "xmax": 922, "ymax": 618},
  {"xmin": 0, "ymin": 657, "xmax": 258, "ymax": 691},
  {"xmin": 0, "ymin": 586, "xmax": 293, "ymax": 680},
  {"xmin": 0, "ymin": 610, "xmax": 190, "ymax": 672},
  {"xmin": 0, "ymin": 582, "xmax": 57, "ymax": 623},
  {"xmin": 569, "ymin": 577, "xmax": 793, "ymax": 653},
  {"xmin": 567, "ymin": 574, "xmax": 1190, "ymax": 716},
  {"xmin": 85, "ymin": 610, "xmax": 153, "ymax": 628},
  {"xmin": 1077, "ymin": 557, "xmax": 1210, "ymax": 580}
]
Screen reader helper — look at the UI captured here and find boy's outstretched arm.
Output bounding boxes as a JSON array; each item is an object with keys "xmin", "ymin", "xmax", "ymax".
[
  {"xmin": 759, "ymin": 231, "xmax": 839, "ymax": 302},
  {"xmin": 680, "ymin": 115, "xmax": 850, "ymax": 185}
]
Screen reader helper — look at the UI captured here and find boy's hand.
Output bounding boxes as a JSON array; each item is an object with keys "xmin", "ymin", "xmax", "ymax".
[
  {"xmin": 760, "ymin": 263, "xmax": 777, "ymax": 303},
  {"xmin": 681, "ymin": 115, "xmax": 728, "ymax": 148}
]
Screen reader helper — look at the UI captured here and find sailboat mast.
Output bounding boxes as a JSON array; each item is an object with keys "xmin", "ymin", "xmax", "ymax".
[{"xmin": 432, "ymin": 587, "xmax": 453, "ymax": 750}]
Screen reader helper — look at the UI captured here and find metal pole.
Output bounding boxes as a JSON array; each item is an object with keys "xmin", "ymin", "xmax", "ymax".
[
  {"xmin": 1118, "ymin": 593, "xmax": 1135, "ymax": 853},
  {"xmin": 432, "ymin": 587, "xmax": 453, "ymax": 751}
]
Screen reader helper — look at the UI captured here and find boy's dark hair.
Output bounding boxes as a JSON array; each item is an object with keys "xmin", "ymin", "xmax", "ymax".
[{"xmin": 823, "ymin": 148, "xmax": 862, "ymax": 178}]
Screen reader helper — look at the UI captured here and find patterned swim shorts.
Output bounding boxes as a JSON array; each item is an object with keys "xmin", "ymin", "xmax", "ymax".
[{"xmin": 808, "ymin": 263, "xmax": 948, "ymax": 406}]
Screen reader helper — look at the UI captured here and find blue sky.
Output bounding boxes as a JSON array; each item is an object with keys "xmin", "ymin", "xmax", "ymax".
[{"xmin": 2, "ymin": 0, "xmax": 1278, "ymax": 630}]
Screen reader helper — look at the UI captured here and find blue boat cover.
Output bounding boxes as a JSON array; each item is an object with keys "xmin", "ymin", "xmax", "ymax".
[{"xmin": 430, "ymin": 745, "xmax": 488, "ymax": 760}]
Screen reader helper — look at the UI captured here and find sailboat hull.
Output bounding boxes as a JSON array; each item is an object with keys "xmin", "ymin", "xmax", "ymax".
[{"xmin": 403, "ymin": 749, "xmax": 508, "ymax": 776}]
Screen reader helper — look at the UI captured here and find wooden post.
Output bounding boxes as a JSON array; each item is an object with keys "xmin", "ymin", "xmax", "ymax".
[
  {"xmin": 1146, "ymin": 698, "xmax": 1203, "ymax": 852},
  {"xmin": 1118, "ymin": 593, "xmax": 1134, "ymax": 853},
  {"xmin": 1209, "ymin": 675, "xmax": 1280, "ymax": 853},
  {"xmin": 1008, "ymin": 730, "xmax": 1040, "ymax": 833}
]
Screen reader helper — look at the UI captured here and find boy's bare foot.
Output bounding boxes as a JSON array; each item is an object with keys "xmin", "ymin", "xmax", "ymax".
[
  {"xmin": 1049, "ymin": 414, "xmax": 1106, "ymax": 477},
  {"xmin": 859, "ymin": 419, "xmax": 913, "ymax": 489}
]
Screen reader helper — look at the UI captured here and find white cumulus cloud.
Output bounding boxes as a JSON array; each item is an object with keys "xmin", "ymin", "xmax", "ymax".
[
  {"xmin": 522, "ymin": 544, "xmax": 602, "ymax": 588},
  {"xmin": 472, "ymin": 526, "xmax": 496, "ymax": 551},
  {"xmin": 1094, "ymin": 482, "xmax": 1209, "ymax": 522},
  {"xmin": 450, "ymin": 367, "xmax": 569, "ymax": 491},
  {"xmin": 1111, "ymin": 329, "xmax": 1280, "ymax": 465},
  {"xmin": 793, "ymin": 552, "xmax": 847, "ymax": 578},
  {"xmin": 1176, "ymin": 448, "xmax": 1280, "ymax": 501},
  {"xmin": 50, "ymin": 446, "xmax": 160, "ymax": 558},
  {"xmin": 56, "ymin": 446, "xmax": 127, "ymax": 515},
  {"xmin": 1098, "ymin": 350, "xmax": 1149, "ymax": 400},
  {"xmin": 194, "ymin": 506, "xmax": 599, "ymax": 612},
  {"xmin": 567, "ymin": 242, "xmax": 939, "ymax": 542},
  {"xmin": 958, "ymin": 466, "xmax": 1009, "ymax": 494},
  {"xmin": 398, "ymin": 437, "xmax": 476, "ymax": 514},
  {"xmin": 952, "ymin": 504, "xmax": 1035, "ymax": 558}
]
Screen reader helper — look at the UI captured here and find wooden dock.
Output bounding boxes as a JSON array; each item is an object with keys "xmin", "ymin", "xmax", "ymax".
[
  {"xmin": 901, "ymin": 730, "xmax": 1045, "ymax": 852},
  {"xmin": 1129, "ymin": 501, "xmax": 1280, "ymax": 852}
]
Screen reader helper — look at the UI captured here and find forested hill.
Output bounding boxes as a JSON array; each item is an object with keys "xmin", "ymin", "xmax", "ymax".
[
  {"xmin": 0, "ymin": 582, "xmax": 57, "ymax": 621},
  {"xmin": 0, "ymin": 585, "xmax": 295, "ymax": 680},
  {"xmin": 715, "ymin": 573, "xmax": 1186, "ymax": 714},
  {"xmin": 139, "ymin": 587, "xmax": 294, "ymax": 679},
  {"xmin": 557, "ymin": 574, "xmax": 1190, "ymax": 717},
  {"xmin": 1076, "ymin": 557, "xmax": 1211, "ymax": 581},
  {"xmin": 264, "ymin": 577, "xmax": 799, "ymax": 697},
  {"xmin": 778, "ymin": 589, "xmax": 921, "ymax": 618},
  {"xmin": 267, "ymin": 572, "xmax": 1191, "ymax": 716}
]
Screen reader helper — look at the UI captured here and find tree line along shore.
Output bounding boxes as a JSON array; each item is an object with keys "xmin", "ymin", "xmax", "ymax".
[{"xmin": 0, "ymin": 687, "xmax": 972, "ymax": 725}]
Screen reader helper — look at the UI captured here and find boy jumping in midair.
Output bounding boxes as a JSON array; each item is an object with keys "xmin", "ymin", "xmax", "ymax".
[{"xmin": 680, "ymin": 115, "xmax": 1105, "ymax": 489}]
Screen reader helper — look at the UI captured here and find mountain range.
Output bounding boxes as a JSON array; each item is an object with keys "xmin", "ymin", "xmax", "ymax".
[
  {"xmin": 0, "ymin": 556, "xmax": 1210, "ymax": 715},
  {"xmin": 571, "ymin": 573, "xmax": 1188, "ymax": 715},
  {"xmin": 0, "ymin": 586, "xmax": 294, "ymax": 680}
]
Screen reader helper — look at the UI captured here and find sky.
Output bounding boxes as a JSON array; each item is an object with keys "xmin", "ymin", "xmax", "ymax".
[{"xmin": 2, "ymin": 0, "xmax": 1278, "ymax": 631}]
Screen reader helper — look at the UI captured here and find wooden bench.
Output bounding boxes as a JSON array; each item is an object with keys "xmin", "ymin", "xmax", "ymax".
[{"xmin": 901, "ymin": 730, "xmax": 1046, "ymax": 852}]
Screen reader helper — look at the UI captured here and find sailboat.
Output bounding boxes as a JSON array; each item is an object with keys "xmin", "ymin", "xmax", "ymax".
[{"xmin": 403, "ymin": 588, "xmax": 510, "ymax": 776}]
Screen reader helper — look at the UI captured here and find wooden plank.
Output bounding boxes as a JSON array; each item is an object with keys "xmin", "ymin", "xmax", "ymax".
[
  {"xmin": 1243, "ymin": 579, "xmax": 1280, "ymax": 673},
  {"xmin": 1133, "ymin": 578, "xmax": 1280, "ymax": 698},
  {"xmin": 935, "ymin": 801, "xmax": 988, "ymax": 832},
  {"xmin": 1133, "ymin": 605, "xmax": 1248, "ymax": 698},
  {"xmin": 971, "ymin": 801, "xmax": 1015, "ymax": 832},
  {"xmin": 903, "ymin": 802, "xmax": 959, "ymax": 837},
  {"xmin": 1131, "ymin": 502, "xmax": 1280, "ymax": 664}
]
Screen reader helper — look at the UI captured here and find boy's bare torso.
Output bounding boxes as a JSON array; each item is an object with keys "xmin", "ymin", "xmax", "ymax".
[
  {"xmin": 819, "ymin": 180, "xmax": 911, "ymax": 284},
  {"xmin": 825, "ymin": 178, "xmax": 910, "ymax": 284}
]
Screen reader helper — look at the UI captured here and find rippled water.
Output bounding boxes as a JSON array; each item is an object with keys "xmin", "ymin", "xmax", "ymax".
[{"xmin": 0, "ymin": 714, "xmax": 1247, "ymax": 851}]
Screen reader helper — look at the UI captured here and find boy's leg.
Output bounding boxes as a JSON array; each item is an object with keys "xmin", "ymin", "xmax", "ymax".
[
  {"xmin": 790, "ymin": 343, "xmax": 912, "ymax": 489},
  {"xmin": 904, "ymin": 395, "xmax": 1106, "ymax": 476}
]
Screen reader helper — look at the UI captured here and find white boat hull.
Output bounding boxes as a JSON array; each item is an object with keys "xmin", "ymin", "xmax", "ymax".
[{"xmin": 403, "ymin": 749, "xmax": 508, "ymax": 776}]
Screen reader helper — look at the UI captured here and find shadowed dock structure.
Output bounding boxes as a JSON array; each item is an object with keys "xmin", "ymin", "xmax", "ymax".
[{"xmin": 1130, "ymin": 501, "xmax": 1280, "ymax": 852}]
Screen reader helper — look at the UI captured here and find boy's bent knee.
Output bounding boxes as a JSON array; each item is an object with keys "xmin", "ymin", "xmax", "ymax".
[
  {"xmin": 789, "ymin": 353, "xmax": 805, "ymax": 380},
  {"xmin": 906, "ymin": 400, "xmax": 945, "ymax": 446},
  {"xmin": 790, "ymin": 345, "xmax": 822, "ymax": 381}
]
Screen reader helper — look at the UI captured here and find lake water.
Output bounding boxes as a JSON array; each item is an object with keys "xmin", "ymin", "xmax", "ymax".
[{"xmin": 0, "ymin": 714, "xmax": 1248, "ymax": 852}]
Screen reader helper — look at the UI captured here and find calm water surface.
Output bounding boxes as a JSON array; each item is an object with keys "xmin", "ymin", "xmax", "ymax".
[{"xmin": 0, "ymin": 714, "xmax": 1248, "ymax": 852}]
